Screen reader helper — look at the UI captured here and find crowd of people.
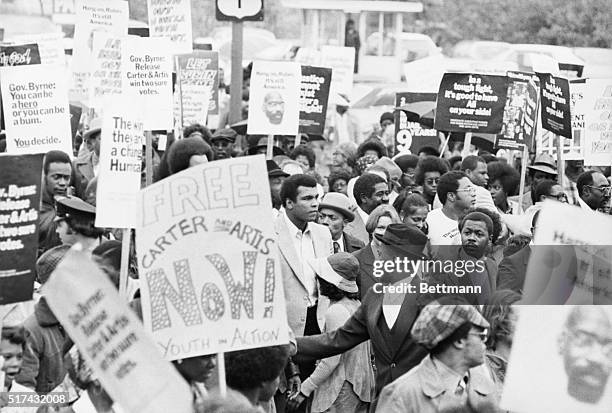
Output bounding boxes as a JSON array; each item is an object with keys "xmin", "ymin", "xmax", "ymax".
[{"xmin": 1, "ymin": 62, "xmax": 612, "ymax": 413}]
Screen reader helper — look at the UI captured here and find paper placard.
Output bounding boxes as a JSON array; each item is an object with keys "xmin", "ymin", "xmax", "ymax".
[
  {"xmin": 0, "ymin": 154, "xmax": 43, "ymax": 305},
  {"xmin": 538, "ymin": 73, "xmax": 572, "ymax": 139},
  {"xmin": 583, "ymin": 78, "xmax": 612, "ymax": 166},
  {"xmin": 299, "ymin": 65, "xmax": 331, "ymax": 136},
  {"xmin": 246, "ymin": 61, "xmax": 300, "ymax": 136},
  {"xmin": 176, "ymin": 51, "xmax": 219, "ymax": 125},
  {"xmin": 0, "ymin": 64, "xmax": 73, "ymax": 155},
  {"xmin": 320, "ymin": 46, "xmax": 355, "ymax": 97},
  {"xmin": 9, "ymin": 33, "xmax": 65, "ymax": 66},
  {"xmin": 88, "ymin": 32, "xmax": 123, "ymax": 113},
  {"xmin": 44, "ymin": 246, "xmax": 193, "ymax": 413},
  {"xmin": 136, "ymin": 156, "xmax": 289, "ymax": 360},
  {"xmin": 147, "ymin": 0, "xmax": 193, "ymax": 55}
]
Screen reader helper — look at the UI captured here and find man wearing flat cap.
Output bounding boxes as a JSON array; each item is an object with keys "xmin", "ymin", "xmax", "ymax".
[
  {"xmin": 210, "ymin": 128, "xmax": 237, "ymax": 160},
  {"xmin": 508, "ymin": 153, "xmax": 558, "ymax": 212},
  {"xmin": 54, "ymin": 196, "xmax": 104, "ymax": 255},
  {"xmin": 318, "ymin": 192, "xmax": 365, "ymax": 254},
  {"xmin": 376, "ymin": 298, "xmax": 498, "ymax": 413}
]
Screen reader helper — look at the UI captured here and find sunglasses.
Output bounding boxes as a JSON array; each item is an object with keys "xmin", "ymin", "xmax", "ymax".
[{"xmin": 586, "ymin": 185, "xmax": 611, "ymax": 197}]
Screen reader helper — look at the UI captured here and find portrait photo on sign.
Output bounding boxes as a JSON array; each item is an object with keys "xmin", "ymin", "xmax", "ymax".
[
  {"xmin": 501, "ymin": 306, "xmax": 612, "ymax": 413},
  {"xmin": 247, "ymin": 61, "xmax": 300, "ymax": 136}
]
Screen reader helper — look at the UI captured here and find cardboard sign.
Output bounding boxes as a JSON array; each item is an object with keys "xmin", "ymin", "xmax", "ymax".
[
  {"xmin": 95, "ymin": 99, "xmax": 144, "ymax": 228},
  {"xmin": 122, "ymin": 36, "xmax": 173, "ymax": 131},
  {"xmin": 538, "ymin": 73, "xmax": 572, "ymax": 139},
  {"xmin": 176, "ymin": 51, "xmax": 219, "ymax": 126},
  {"xmin": 299, "ymin": 65, "xmax": 331, "ymax": 136},
  {"xmin": 434, "ymin": 73, "xmax": 508, "ymax": 134},
  {"xmin": 496, "ymin": 71, "xmax": 539, "ymax": 150},
  {"xmin": 246, "ymin": 61, "xmax": 300, "ymax": 136},
  {"xmin": 583, "ymin": 78, "xmax": 612, "ymax": 166},
  {"xmin": 522, "ymin": 200, "xmax": 612, "ymax": 305},
  {"xmin": 71, "ymin": 0, "xmax": 129, "ymax": 103},
  {"xmin": 501, "ymin": 306, "xmax": 612, "ymax": 413},
  {"xmin": 44, "ymin": 246, "xmax": 193, "ymax": 413},
  {"xmin": 215, "ymin": 0, "xmax": 264, "ymax": 22},
  {"xmin": 147, "ymin": 0, "xmax": 193, "ymax": 55},
  {"xmin": 135, "ymin": 156, "xmax": 289, "ymax": 360},
  {"xmin": 0, "ymin": 64, "xmax": 73, "ymax": 155},
  {"xmin": 395, "ymin": 92, "xmax": 438, "ymax": 154},
  {"xmin": 0, "ymin": 44, "xmax": 41, "ymax": 66},
  {"xmin": 320, "ymin": 46, "xmax": 355, "ymax": 97},
  {"xmin": 88, "ymin": 32, "xmax": 123, "ymax": 113},
  {"xmin": 0, "ymin": 154, "xmax": 43, "ymax": 305},
  {"xmin": 9, "ymin": 33, "xmax": 65, "ymax": 66}
]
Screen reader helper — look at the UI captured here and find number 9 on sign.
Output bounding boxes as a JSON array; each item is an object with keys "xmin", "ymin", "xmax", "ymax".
[{"xmin": 396, "ymin": 130, "xmax": 413, "ymax": 152}]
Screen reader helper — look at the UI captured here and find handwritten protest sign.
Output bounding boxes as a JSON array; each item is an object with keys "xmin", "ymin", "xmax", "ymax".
[
  {"xmin": 176, "ymin": 51, "xmax": 218, "ymax": 126},
  {"xmin": 247, "ymin": 61, "xmax": 300, "ymax": 136},
  {"xmin": 496, "ymin": 71, "xmax": 539, "ymax": 150},
  {"xmin": 321, "ymin": 46, "xmax": 355, "ymax": 97},
  {"xmin": 9, "ymin": 33, "xmax": 65, "ymax": 66},
  {"xmin": 0, "ymin": 64, "xmax": 73, "ymax": 155},
  {"xmin": 434, "ymin": 73, "xmax": 507, "ymax": 134},
  {"xmin": 122, "ymin": 36, "xmax": 173, "ymax": 131},
  {"xmin": 395, "ymin": 92, "xmax": 438, "ymax": 154},
  {"xmin": 95, "ymin": 100, "xmax": 144, "ymax": 228},
  {"xmin": 88, "ymin": 32, "xmax": 122, "ymax": 113},
  {"xmin": 502, "ymin": 306, "xmax": 612, "ymax": 413},
  {"xmin": 136, "ymin": 156, "xmax": 289, "ymax": 360},
  {"xmin": 522, "ymin": 200, "xmax": 612, "ymax": 304},
  {"xmin": 71, "ymin": 0, "xmax": 128, "ymax": 103},
  {"xmin": 0, "ymin": 154, "xmax": 43, "ymax": 305},
  {"xmin": 583, "ymin": 78, "xmax": 612, "ymax": 166},
  {"xmin": 299, "ymin": 65, "xmax": 331, "ymax": 136},
  {"xmin": 45, "ymin": 246, "xmax": 193, "ymax": 413},
  {"xmin": 147, "ymin": 0, "xmax": 193, "ymax": 55},
  {"xmin": 538, "ymin": 73, "xmax": 572, "ymax": 139}
]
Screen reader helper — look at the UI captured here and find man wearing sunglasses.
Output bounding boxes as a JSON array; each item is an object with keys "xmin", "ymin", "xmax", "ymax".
[{"xmin": 577, "ymin": 171, "xmax": 611, "ymax": 212}]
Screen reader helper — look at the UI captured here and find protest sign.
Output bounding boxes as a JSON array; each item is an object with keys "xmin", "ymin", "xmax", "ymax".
[
  {"xmin": 44, "ymin": 246, "xmax": 193, "ymax": 413},
  {"xmin": 88, "ymin": 32, "xmax": 123, "ymax": 113},
  {"xmin": 320, "ymin": 46, "xmax": 355, "ymax": 97},
  {"xmin": 501, "ymin": 306, "xmax": 612, "ymax": 413},
  {"xmin": 0, "ymin": 64, "xmax": 73, "ymax": 155},
  {"xmin": 395, "ymin": 92, "xmax": 438, "ymax": 154},
  {"xmin": 0, "ymin": 44, "xmax": 41, "ymax": 66},
  {"xmin": 0, "ymin": 154, "xmax": 43, "ymax": 305},
  {"xmin": 122, "ymin": 36, "xmax": 173, "ymax": 131},
  {"xmin": 176, "ymin": 51, "xmax": 219, "ymax": 126},
  {"xmin": 71, "ymin": 0, "xmax": 128, "ymax": 103},
  {"xmin": 135, "ymin": 156, "xmax": 289, "ymax": 360},
  {"xmin": 9, "ymin": 33, "xmax": 65, "ymax": 66},
  {"xmin": 95, "ymin": 100, "xmax": 144, "ymax": 228},
  {"xmin": 538, "ymin": 73, "xmax": 572, "ymax": 139},
  {"xmin": 434, "ymin": 73, "xmax": 508, "ymax": 134},
  {"xmin": 247, "ymin": 61, "xmax": 300, "ymax": 136},
  {"xmin": 69, "ymin": 104, "xmax": 83, "ymax": 148},
  {"xmin": 148, "ymin": 0, "xmax": 193, "ymax": 55},
  {"xmin": 522, "ymin": 200, "xmax": 612, "ymax": 305},
  {"xmin": 299, "ymin": 65, "xmax": 331, "ymax": 136},
  {"xmin": 583, "ymin": 78, "xmax": 612, "ymax": 166},
  {"xmin": 496, "ymin": 71, "xmax": 539, "ymax": 150}
]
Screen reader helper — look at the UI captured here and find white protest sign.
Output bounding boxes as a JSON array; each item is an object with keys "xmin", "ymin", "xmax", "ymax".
[
  {"xmin": 88, "ymin": 32, "xmax": 122, "ymax": 113},
  {"xmin": 523, "ymin": 200, "xmax": 612, "ymax": 304},
  {"xmin": 122, "ymin": 36, "xmax": 173, "ymax": 131},
  {"xmin": 0, "ymin": 64, "xmax": 72, "ymax": 155},
  {"xmin": 71, "ymin": 0, "xmax": 128, "ymax": 103},
  {"xmin": 10, "ymin": 33, "xmax": 66, "ymax": 66},
  {"xmin": 147, "ymin": 0, "xmax": 193, "ymax": 55},
  {"xmin": 246, "ymin": 61, "xmax": 300, "ymax": 135},
  {"xmin": 583, "ymin": 78, "xmax": 612, "ymax": 166},
  {"xmin": 320, "ymin": 46, "xmax": 355, "ymax": 96},
  {"xmin": 567, "ymin": 80, "xmax": 587, "ymax": 160},
  {"xmin": 95, "ymin": 100, "xmax": 144, "ymax": 228},
  {"xmin": 501, "ymin": 306, "xmax": 612, "ymax": 413},
  {"xmin": 136, "ymin": 156, "xmax": 289, "ymax": 360},
  {"xmin": 44, "ymin": 246, "xmax": 193, "ymax": 413}
]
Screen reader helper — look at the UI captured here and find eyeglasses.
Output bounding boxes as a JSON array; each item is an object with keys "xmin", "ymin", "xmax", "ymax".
[
  {"xmin": 424, "ymin": 178, "xmax": 440, "ymax": 185},
  {"xmin": 586, "ymin": 185, "xmax": 611, "ymax": 197},
  {"xmin": 548, "ymin": 193, "xmax": 568, "ymax": 201},
  {"xmin": 468, "ymin": 329, "xmax": 488, "ymax": 342},
  {"xmin": 568, "ymin": 330, "xmax": 612, "ymax": 358},
  {"xmin": 456, "ymin": 187, "xmax": 476, "ymax": 195}
]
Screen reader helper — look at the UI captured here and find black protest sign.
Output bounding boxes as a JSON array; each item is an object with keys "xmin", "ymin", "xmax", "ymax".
[
  {"xmin": 216, "ymin": 0, "xmax": 264, "ymax": 21},
  {"xmin": 395, "ymin": 92, "xmax": 438, "ymax": 154},
  {"xmin": 496, "ymin": 71, "xmax": 540, "ymax": 150},
  {"xmin": 434, "ymin": 73, "xmax": 508, "ymax": 134},
  {"xmin": 299, "ymin": 65, "xmax": 332, "ymax": 136},
  {"xmin": 0, "ymin": 154, "xmax": 44, "ymax": 305},
  {"xmin": 538, "ymin": 73, "xmax": 572, "ymax": 139}
]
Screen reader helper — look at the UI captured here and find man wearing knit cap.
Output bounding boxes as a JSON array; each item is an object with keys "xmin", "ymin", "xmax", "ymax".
[
  {"xmin": 318, "ymin": 192, "xmax": 365, "ymax": 253},
  {"xmin": 210, "ymin": 128, "xmax": 237, "ymax": 160},
  {"xmin": 376, "ymin": 298, "xmax": 497, "ymax": 413}
]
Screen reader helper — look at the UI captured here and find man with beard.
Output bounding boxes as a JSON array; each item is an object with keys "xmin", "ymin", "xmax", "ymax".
[
  {"xmin": 267, "ymin": 160, "xmax": 289, "ymax": 214},
  {"xmin": 210, "ymin": 128, "xmax": 236, "ymax": 159},
  {"xmin": 263, "ymin": 91, "xmax": 285, "ymax": 125},
  {"xmin": 557, "ymin": 306, "xmax": 612, "ymax": 405}
]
